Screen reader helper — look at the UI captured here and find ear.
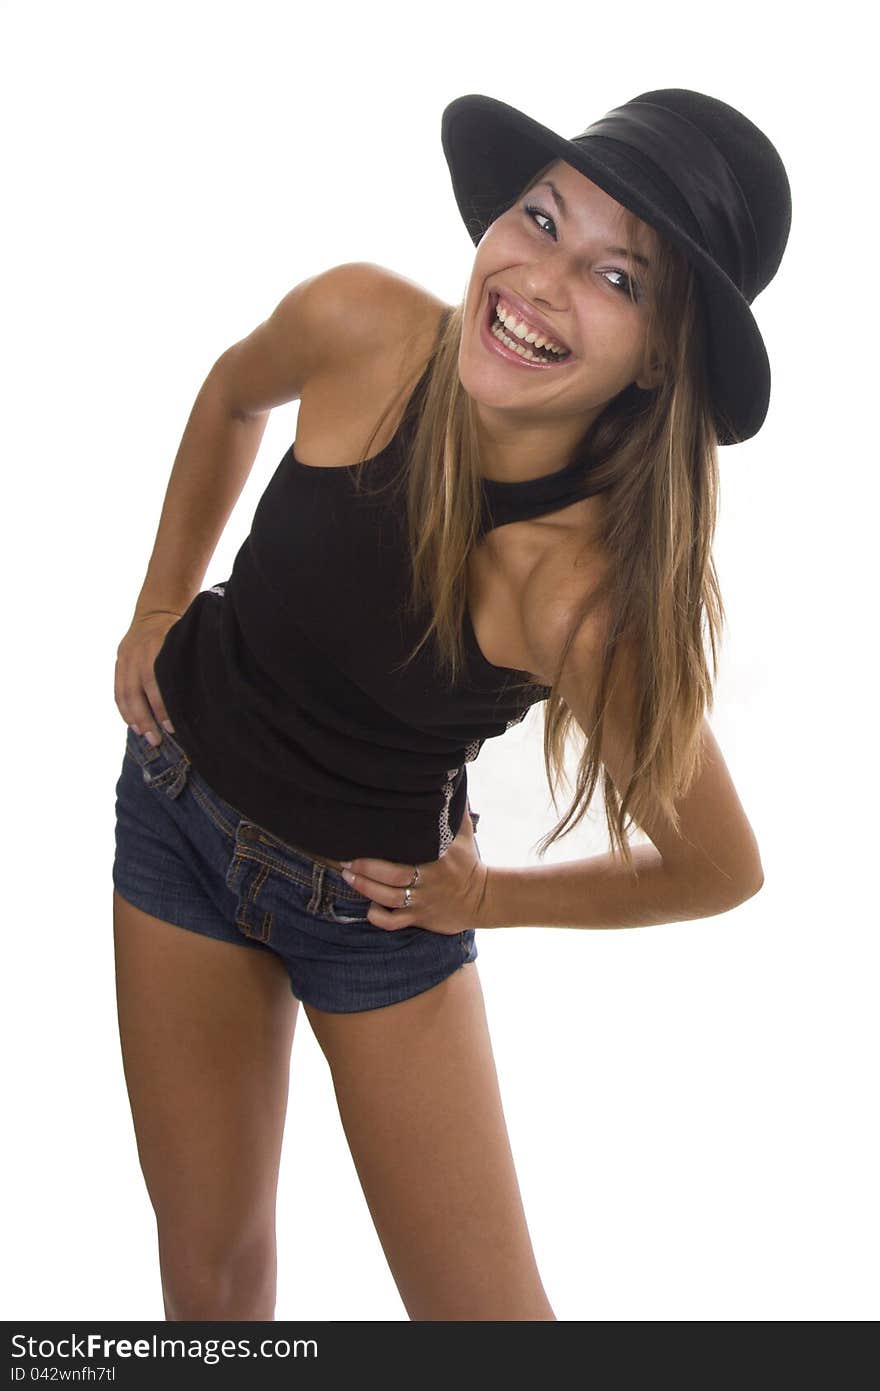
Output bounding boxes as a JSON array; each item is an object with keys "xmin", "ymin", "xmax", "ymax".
[{"xmin": 635, "ymin": 354, "xmax": 664, "ymax": 391}]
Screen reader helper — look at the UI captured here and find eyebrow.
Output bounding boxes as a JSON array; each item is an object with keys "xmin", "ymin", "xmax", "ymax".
[{"xmin": 534, "ymin": 180, "xmax": 653, "ymax": 269}]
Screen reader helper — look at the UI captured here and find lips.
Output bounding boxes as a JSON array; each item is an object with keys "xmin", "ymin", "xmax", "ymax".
[
  {"xmin": 489, "ymin": 288, "xmax": 573, "ymax": 356},
  {"xmin": 482, "ymin": 292, "xmax": 575, "ymax": 372}
]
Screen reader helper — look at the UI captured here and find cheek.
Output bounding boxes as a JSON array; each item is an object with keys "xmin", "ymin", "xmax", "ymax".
[
  {"xmin": 586, "ymin": 313, "xmax": 646, "ymax": 371},
  {"xmin": 474, "ymin": 217, "xmax": 530, "ymax": 269}
]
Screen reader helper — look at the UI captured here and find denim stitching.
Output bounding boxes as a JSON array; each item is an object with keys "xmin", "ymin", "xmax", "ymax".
[
  {"xmin": 135, "ymin": 748, "xmax": 190, "ymax": 799},
  {"xmin": 235, "ymin": 860, "xmax": 273, "ymax": 942},
  {"xmin": 125, "ymin": 731, "xmax": 188, "ymax": 791},
  {"xmin": 306, "ymin": 864, "xmax": 323, "ymax": 916},
  {"xmin": 229, "ymin": 844, "xmax": 314, "ymax": 893},
  {"xmin": 124, "ymin": 729, "xmax": 472, "ymax": 920},
  {"xmin": 187, "ymin": 776, "xmax": 239, "ymax": 841}
]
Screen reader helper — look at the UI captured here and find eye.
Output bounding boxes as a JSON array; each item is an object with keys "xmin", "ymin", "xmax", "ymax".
[
  {"xmin": 602, "ymin": 267, "xmax": 643, "ymax": 303},
  {"xmin": 523, "ymin": 203, "xmax": 556, "ymax": 238},
  {"xmin": 523, "ymin": 203, "xmax": 644, "ymax": 303}
]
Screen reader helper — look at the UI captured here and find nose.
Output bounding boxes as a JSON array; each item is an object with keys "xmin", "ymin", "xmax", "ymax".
[
  {"xmin": 520, "ymin": 277, "xmax": 573, "ymax": 346},
  {"xmin": 522, "ymin": 259, "xmax": 574, "ymax": 317}
]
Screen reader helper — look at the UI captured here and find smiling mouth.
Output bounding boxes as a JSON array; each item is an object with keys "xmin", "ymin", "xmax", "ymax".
[{"xmin": 485, "ymin": 291, "xmax": 573, "ymax": 365}]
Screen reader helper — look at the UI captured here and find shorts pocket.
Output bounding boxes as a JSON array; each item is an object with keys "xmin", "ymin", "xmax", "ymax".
[
  {"xmin": 325, "ymin": 893, "xmax": 372, "ymax": 926},
  {"xmin": 318, "ymin": 888, "xmax": 426, "ymax": 951}
]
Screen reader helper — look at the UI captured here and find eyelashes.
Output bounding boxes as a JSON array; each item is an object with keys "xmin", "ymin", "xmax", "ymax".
[
  {"xmin": 523, "ymin": 203, "xmax": 558, "ymax": 237},
  {"xmin": 522, "ymin": 203, "xmax": 644, "ymax": 303}
]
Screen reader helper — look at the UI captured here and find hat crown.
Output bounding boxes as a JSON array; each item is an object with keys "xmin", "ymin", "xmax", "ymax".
[{"xmin": 618, "ymin": 89, "xmax": 792, "ymax": 298}]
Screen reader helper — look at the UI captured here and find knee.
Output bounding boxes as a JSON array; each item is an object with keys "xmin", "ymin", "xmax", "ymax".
[{"xmin": 159, "ymin": 1227, "xmax": 277, "ymax": 1321}]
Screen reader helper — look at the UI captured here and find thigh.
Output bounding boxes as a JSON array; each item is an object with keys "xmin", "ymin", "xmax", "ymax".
[
  {"xmin": 113, "ymin": 890, "xmax": 299, "ymax": 1256},
  {"xmin": 304, "ymin": 962, "xmax": 555, "ymax": 1321}
]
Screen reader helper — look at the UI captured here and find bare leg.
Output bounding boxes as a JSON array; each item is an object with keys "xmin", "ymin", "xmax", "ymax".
[
  {"xmin": 113, "ymin": 890, "xmax": 299, "ymax": 1319},
  {"xmin": 304, "ymin": 962, "xmax": 556, "ymax": 1321}
]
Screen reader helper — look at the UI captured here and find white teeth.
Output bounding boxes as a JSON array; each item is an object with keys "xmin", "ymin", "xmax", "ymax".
[
  {"xmin": 495, "ymin": 297, "xmax": 567, "ymax": 355},
  {"xmin": 490, "ymin": 320, "xmax": 563, "ymax": 364}
]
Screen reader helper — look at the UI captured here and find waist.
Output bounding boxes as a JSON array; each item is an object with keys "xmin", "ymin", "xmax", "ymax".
[{"xmin": 276, "ymin": 839, "xmax": 349, "ymax": 873}]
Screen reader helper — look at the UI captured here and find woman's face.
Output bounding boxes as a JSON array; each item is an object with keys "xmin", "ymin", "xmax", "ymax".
[{"xmin": 459, "ymin": 159, "xmax": 660, "ymax": 439}]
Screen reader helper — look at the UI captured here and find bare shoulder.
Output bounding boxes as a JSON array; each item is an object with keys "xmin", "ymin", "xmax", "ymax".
[
  {"xmin": 210, "ymin": 261, "xmax": 448, "ymax": 421},
  {"xmin": 294, "ymin": 265, "xmax": 450, "ymax": 467},
  {"xmin": 314, "ymin": 261, "xmax": 448, "ymax": 359},
  {"xmin": 326, "ymin": 261, "xmax": 451, "ymax": 381}
]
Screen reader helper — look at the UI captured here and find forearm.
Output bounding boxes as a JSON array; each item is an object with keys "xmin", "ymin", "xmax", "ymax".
[
  {"xmin": 480, "ymin": 842, "xmax": 761, "ymax": 929},
  {"xmin": 133, "ymin": 369, "xmax": 270, "ymax": 620}
]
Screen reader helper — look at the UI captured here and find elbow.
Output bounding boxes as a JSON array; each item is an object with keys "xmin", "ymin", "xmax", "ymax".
[
  {"xmin": 744, "ymin": 843, "xmax": 765, "ymax": 898},
  {"xmin": 741, "ymin": 862, "xmax": 765, "ymax": 902},
  {"xmin": 704, "ymin": 858, "xmax": 764, "ymax": 913},
  {"xmin": 728, "ymin": 831, "xmax": 765, "ymax": 907},
  {"xmin": 728, "ymin": 858, "xmax": 765, "ymax": 908}
]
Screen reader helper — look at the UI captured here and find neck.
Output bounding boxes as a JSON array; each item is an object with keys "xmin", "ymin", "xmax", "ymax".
[{"xmin": 472, "ymin": 399, "xmax": 597, "ymax": 483}]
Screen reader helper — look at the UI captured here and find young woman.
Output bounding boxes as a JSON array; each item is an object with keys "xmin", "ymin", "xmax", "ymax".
[{"xmin": 112, "ymin": 87, "xmax": 791, "ymax": 1321}]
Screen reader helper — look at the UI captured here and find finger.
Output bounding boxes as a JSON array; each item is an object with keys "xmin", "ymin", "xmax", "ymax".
[
  {"xmin": 118, "ymin": 682, "xmax": 170, "ymax": 746},
  {"xmin": 143, "ymin": 673, "xmax": 175, "ymax": 738},
  {"xmin": 130, "ymin": 699, "xmax": 165, "ymax": 744},
  {"xmin": 114, "ymin": 631, "xmax": 169, "ymax": 740},
  {"xmin": 341, "ymin": 869, "xmax": 411, "ymax": 910},
  {"xmin": 344, "ymin": 858, "xmax": 416, "ymax": 888},
  {"xmin": 114, "ymin": 676, "xmax": 154, "ymax": 742},
  {"xmin": 363, "ymin": 901, "xmax": 415, "ymax": 932}
]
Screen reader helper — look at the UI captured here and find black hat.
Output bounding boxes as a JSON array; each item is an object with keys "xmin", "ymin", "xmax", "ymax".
[{"xmin": 441, "ymin": 90, "xmax": 792, "ymax": 445}]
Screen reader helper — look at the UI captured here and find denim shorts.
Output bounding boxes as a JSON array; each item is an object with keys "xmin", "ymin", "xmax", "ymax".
[{"xmin": 112, "ymin": 723, "xmax": 479, "ymax": 1014}]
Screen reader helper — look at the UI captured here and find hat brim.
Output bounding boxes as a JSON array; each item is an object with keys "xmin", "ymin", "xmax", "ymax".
[{"xmin": 441, "ymin": 94, "xmax": 771, "ymax": 445}]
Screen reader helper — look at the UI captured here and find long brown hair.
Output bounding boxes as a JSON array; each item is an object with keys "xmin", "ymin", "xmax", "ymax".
[{"xmin": 346, "ymin": 165, "xmax": 736, "ymax": 870}]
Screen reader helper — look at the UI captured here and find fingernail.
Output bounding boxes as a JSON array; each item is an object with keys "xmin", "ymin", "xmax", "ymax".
[
  {"xmin": 162, "ymin": 720, "xmax": 175, "ymax": 734},
  {"xmin": 341, "ymin": 868, "xmax": 355, "ymax": 882},
  {"xmin": 129, "ymin": 724, "xmax": 141, "ymax": 736},
  {"xmin": 144, "ymin": 730, "xmax": 159, "ymax": 746},
  {"xmin": 340, "ymin": 861, "xmax": 352, "ymax": 868}
]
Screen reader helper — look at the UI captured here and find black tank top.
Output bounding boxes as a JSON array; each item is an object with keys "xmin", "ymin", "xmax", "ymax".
[{"xmin": 153, "ymin": 314, "xmax": 607, "ymax": 864}]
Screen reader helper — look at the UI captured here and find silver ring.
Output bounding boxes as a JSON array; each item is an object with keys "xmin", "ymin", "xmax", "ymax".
[{"xmin": 403, "ymin": 866, "xmax": 420, "ymax": 910}]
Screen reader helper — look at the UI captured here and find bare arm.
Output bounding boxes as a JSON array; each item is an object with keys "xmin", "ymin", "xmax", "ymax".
[
  {"xmin": 481, "ymin": 623, "xmax": 764, "ymax": 930},
  {"xmin": 131, "ymin": 267, "xmax": 330, "ymax": 620},
  {"xmin": 131, "ymin": 260, "xmax": 431, "ymax": 622},
  {"xmin": 133, "ymin": 375, "xmax": 270, "ymax": 620},
  {"xmin": 481, "ymin": 827, "xmax": 762, "ymax": 930},
  {"xmin": 117, "ymin": 262, "xmax": 440, "ymax": 742}
]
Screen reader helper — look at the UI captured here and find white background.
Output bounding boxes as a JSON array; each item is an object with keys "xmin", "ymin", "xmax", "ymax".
[{"xmin": 2, "ymin": 0, "xmax": 877, "ymax": 1323}]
